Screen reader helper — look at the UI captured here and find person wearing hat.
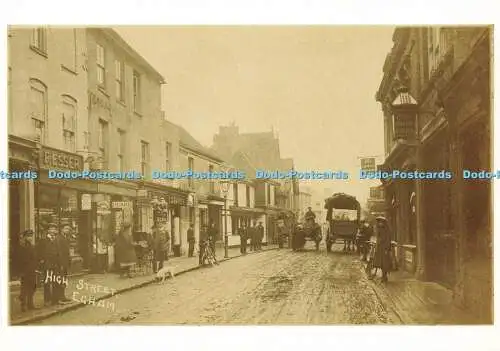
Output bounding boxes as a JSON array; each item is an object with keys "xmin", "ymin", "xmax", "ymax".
[
  {"xmin": 373, "ymin": 217, "xmax": 393, "ymax": 283},
  {"xmin": 56, "ymin": 224, "xmax": 72, "ymax": 303},
  {"xmin": 152, "ymin": 223, "xmax": 167, "ymax": 273},
  {"xmin": 239, "ymin": 223, "xmax": 248, "ymax": 254},
  {"xmin": 187, "ymin": 223, "xmax": 195, "ymax": 257},
  {"xmin": 305, "ymin": 207, "xmax": 316, "ymax": 221},
  {"xmin": 18, "ymin": 230, "xmax": 38, "ymax": 311},
  {"xmin": 115, "ymin": 223, "xmax": 138, "ymax": 278},
  {"xmin": 38, "ymin": 223, "xmax": 60, "ymax": 306},
  {"xmin": 256, "ymin": 222, "xmax": 264, "ymax": 250}
]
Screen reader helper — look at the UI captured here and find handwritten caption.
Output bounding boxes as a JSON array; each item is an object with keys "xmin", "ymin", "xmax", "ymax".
[{"xmin": 72, "ymin": 279, "xmax": 117, "ymax": 311}]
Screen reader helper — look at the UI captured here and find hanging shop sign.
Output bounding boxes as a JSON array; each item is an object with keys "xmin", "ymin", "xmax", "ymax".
[
  {"xmin": 392, "ymin": 114, "xmax": 416, "ymax": 140},
  {"xmin": 369, "ymin": 186, "xmax": 384, "ymax": 200},
  {"xmin": 360, "ymin": 157, "xmax": 376, "ymax": 172}
]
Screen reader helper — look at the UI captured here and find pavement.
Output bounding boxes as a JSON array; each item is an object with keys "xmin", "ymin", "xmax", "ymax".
[
  {"xmin": 26, "ymin": 242, "xmax": 486, "ymax": 325},
  {"xmin": 9, "ymin": 245, "xmax": 277, "ymax": 325}
]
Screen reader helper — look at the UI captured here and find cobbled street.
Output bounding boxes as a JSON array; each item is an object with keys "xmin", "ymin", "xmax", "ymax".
[{"xmin": 36, "ymin": 244, "xmax": 402, "ymax": 325}]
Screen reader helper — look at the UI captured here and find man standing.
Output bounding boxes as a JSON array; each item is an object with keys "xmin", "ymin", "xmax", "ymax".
[
  {"xmin": 56, "ymin": 224, "xmax": 72, "ymax": 304},
  {"xmin": 18, "ymin": 230, "xmax": 38, "ymax": 311},
  {"xmin": 152, "ymin": 224, "xmax": 166, "ymax": 273},
  {"xmin": 256, "ymin": 222, "xmax": 264, "ymax": 250},
  {"xmin": 199, "ymin": 225, "xmax": 207, "ymax": 265},
  {"xmin": 249, "ymin": 221, "xmax": 257, "ymax": 251},
  {"xmin": 239, "ymin": 224, "xmax": 247, "ymax": 254},
  {"xmin": 38, "ymin": 224, "xmax": 59, "ymax": 306},
  {"xmin": 187, "ymin": 224, "xmax": 195, "ymax": 257},
  {"xmin": 208, "ymin": 221, "xmax": 217, "ymax": 257}
]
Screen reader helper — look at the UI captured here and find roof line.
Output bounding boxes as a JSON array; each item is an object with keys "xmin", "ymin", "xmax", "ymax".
[{"xmin": 99, "ymin": 28, "xmax": 166, "ymax": 84}]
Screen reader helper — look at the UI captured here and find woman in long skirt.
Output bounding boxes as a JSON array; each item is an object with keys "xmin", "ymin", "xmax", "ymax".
[
  {"xmin": 373, "ymin": 217, "xmax": 393, "ymax": 282},
  {"xmin": 115, "ymin": 223, "xmax": 138, "ymax": 278}
]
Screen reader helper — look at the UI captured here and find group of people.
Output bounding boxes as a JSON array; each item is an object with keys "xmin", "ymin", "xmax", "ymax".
[
  {"xmin": 237, "ymin": 221, "xmax": 265, "ymax": 254},
  {"xmin": 115, "ymin": 222, "xmax": 170, "ymax": 278},
  {"xmin": 17, "ymin": 223, "xmax": 73, "ymax": 312}
]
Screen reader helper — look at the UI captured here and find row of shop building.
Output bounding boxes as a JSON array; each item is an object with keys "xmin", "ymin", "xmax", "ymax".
[
  {"xmin": 375, "ymin": 26, "xmax": 492, "ymax": 322},
  {"xmin": 7, "ymin": 27, "xmax": 301, "ymax": 281}
]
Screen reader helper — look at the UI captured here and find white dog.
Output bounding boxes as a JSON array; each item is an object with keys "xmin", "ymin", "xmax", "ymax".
[{"xmin": 156, "ymin": 266, "xmax": 175, "ymax": 283}]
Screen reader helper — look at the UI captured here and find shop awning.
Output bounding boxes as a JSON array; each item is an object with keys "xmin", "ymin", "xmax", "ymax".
[{"xmin": 229, "ymin": 206, "xmax": 265, "ymax": 215}]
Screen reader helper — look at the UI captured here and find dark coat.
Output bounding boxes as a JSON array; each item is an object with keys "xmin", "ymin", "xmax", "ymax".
[
  {"xmin": 19, "ymin": 242, "xmax": 38, "ymax": 276},
  {"xmin": 239, "ymin": 227, "xmax": 247, "ymax": 240},
  {"xmin": 256, "ymin": 225, "xmax": 264, "ymax": 240},
  {"xmin": 187, "ymin": 228, "xmax": 195, "ymax": 242},
  {"xmin": 208, "ymin": 226, "xmax": 217, "ymax": 240},
  {"xmin": 248, "ymin": 227, "xmax": 256, "ymax": 242},
  {"xmin": 374, "ymin": 227, "xmax": 392, "ymax": 271},
  {"xmin": 37, "ymin": 237, "xmax": 59, "ymax": 269},
  {"xmin": 115, "ymin": 227, "xmax": 137, "ymax": 265},
  {"xmin": 56, "ymin": 235, "xmax": 71, "ymax": 270}
]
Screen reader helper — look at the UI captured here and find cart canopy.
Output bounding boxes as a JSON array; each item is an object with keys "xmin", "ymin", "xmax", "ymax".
[{"xmin": 324, "ymin": 193, "xmax": 361, "ymax": 221}]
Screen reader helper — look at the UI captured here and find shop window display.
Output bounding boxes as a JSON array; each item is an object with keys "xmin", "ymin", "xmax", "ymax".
[{"xmin": 36, "ymin": 186, "xmax": 81, "ymax": 264}]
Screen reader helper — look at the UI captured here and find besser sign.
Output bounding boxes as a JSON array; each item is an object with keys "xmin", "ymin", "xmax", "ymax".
[{"xmin": 40, "ymin": 147, "xmax": 83, "ymax": 171}]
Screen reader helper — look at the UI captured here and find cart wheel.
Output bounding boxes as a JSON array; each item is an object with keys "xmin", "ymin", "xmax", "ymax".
[{"xmin": 365, "ymin": 261, "xmax": 373, "ymax": 278}]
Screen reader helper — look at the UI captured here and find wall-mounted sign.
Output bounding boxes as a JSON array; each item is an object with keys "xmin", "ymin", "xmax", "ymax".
[
  {"xmin": 370, "ymin": 186, "xmax": 384, "ymax": 200},
  {"xmin": 360, "ymin": 157, "xmax": 376, "ymax": 172},
  {"xmin": 89, "ymin": 91, "xmax": 111, "ymax": 112},
  {"xmin": 81, "ymin": 194, "xmax": 92, "ymax": 210},
  {"xmin": 137, "ymin": 189, "xmax": 148, "ymax": 198},
  {"xmin": 39, "ymin": 147, "xmax": 83, "ymax": 171},
  {"xmin": 112, "ymin": 201, "xmax": 133, "ymax": 209}
]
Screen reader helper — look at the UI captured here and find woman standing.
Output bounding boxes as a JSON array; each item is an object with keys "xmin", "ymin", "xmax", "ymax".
[
  {"xmin": 115, "ymin": 223, "xmax": 137, "ymax": 278},
  {"xmin": 373, "ymin": 217, "xmax": 393, "ymax": 283}
]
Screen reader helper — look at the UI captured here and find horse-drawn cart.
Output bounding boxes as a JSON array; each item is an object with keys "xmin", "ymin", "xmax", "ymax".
[
  {"xmin": 291, "ymin": 218, "xmax": 322, "ymax": 251},
  {"xmin": 324, "ymin": 193, "xmax": 361, "ymax": 252}
]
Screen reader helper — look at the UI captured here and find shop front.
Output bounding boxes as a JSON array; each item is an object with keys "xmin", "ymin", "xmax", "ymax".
[
  {"xmin": 8, "ymin": 135, "xmax": 38, "ymax": 280},
  {"xmin": 136, "ymin": 182, "xmax": 188, "ymax": 256},
  {"xmin": 230, "ymin": 207, "xmax": 265, "ymax": 247},
  {"xmin": 91, "ymin": 180, "xmax": 137, "ymax": 272},
  {"xmin": 208, "ymin": 201, "xmax": 224, "ymax": 242},
  {"xmin": 35, "ymin": 146, "xmax": 96, "ymax": 274}
]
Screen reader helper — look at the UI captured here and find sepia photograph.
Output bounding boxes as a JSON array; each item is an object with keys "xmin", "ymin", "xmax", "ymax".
[{"xmin": 5, "ymin": 24, "xmax": 493, "ymax": 327}]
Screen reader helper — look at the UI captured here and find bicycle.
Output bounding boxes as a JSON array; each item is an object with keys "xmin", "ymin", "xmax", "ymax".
[{"xmin": 200, "ymin": 239, "xmax": 219, "ymax": 266}]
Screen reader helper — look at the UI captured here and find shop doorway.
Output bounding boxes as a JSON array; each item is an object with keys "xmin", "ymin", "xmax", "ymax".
[
  {"xmin": 9, "ymin": 181, "xmax": 21, "ymax": 279},
  {"xmin": 423, "ymin": 134, "xmax": 456, "ymax": 288},
  {"xmin": 461, "ymin": 123, "xmax": 491, "ymax": 260}
]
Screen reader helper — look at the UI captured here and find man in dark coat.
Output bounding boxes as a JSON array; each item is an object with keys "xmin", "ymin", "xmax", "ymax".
[
  {"xmin": 18, "ymin": 230, "xmax": 38, "ymax": 311},
  {"xmin": 305, "ymin": 207, "xmax": 316, "ymax": 221},
  {"xmin": 256, "ymin": 222, "xmax": 264, "ymax": 250},
  {"xmin": 152, "ymin": 224, "xmax": 166, "ymax": 272},
  {"xmin": 56, "ymin": 224, "xmax": 72, "ymax": 303},
  {"xmin": 187, "ymin": 224, "xmax": 195, "ymax": 257},
  {"xmin": 199, "ymin": 226, "xmax": 208, "ymax": 265},
  {"xmin": 239, "ymin": 224, "xmax": 247, "ymax": 254},
  {"xmin": 248, "ymin": 222, "xmax": 257, "ymax": 251},
  {"xmin": 374, "ymin": 217, "xmax": 393, "ymax": 283},
  {"xmin": 208, "ymin": 221, "xmax": 217, "ymax": 257},
  {"xmin": 38, "ymin": 224, "xmax": 60, "ymax": 306}
]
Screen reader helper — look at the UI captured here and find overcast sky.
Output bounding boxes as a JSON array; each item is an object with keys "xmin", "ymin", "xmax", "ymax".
[{"xmin": 115, "ymin": 26, "xmax": 395, "ymax": 204}]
